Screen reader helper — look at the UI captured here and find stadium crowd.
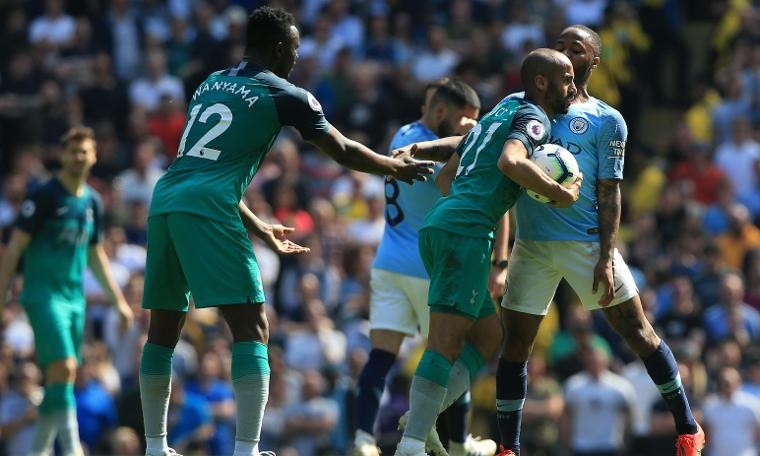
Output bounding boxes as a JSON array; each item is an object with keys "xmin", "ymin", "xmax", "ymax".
[{"xmin": 1, "ymin": 0, "xmax": 760, "ymax": 455}]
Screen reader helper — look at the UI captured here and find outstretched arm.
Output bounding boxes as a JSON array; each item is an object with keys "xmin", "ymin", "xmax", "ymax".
[
  {"xmin": 594, "ymin": 179, "xmax": 621, "ymax": 306},
  {"xmin": 309, "ymin": 125, "xmax": 435, "ymax": 184},
  {"xmin": 238, "ymin": 201, "xmax": 310, "ymax": 255},
  {"xmin": 392, "ymin": 136, "xmax": 465, "ymax": 162}
]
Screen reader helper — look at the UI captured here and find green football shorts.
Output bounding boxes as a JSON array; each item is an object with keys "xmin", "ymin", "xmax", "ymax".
[
  {"xmin": 143, "ymin": 212, "xmax": 265, "ymax": 311},
  {"xmin": 23, "ymin": 300, "xmax": 84, "ymax": 366},
  {"xmin": 418, "ymin": 227, "xmax": 496, "ymax": 320}
]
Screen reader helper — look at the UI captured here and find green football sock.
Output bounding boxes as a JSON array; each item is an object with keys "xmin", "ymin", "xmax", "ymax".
[
  {"xmin": 231, "ymin": 341, "xmax": 270, "ymax": 456},
  {"xmin": 139, "ymin": 342, "xmax": 174, "ymax": 453},
  {"xmin": 403, "ymin": 350, "xmax": 452, "ymax": 442}
]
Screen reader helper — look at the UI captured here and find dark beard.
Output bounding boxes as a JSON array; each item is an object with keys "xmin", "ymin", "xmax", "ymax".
[{"xmin": 436, "ymin": 121, "xmax": 454, "ymax": 138}]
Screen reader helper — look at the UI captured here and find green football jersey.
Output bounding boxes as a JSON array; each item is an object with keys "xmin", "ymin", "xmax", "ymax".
[
  {"xmin": 15, "ymin": 178, "xmax": 103, "ymax": 306},
  {"xmin": 422, "ymin": 97, "xmax": 551, "ymax": 239},
  {"xmin": 149, "ymin": 61, "xmax": 330, "ymax": 224}
]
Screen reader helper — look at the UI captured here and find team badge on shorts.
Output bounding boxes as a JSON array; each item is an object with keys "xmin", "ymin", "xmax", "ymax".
[{"xmin": 569, "ymin": 117, "xmax": 589, "ymax": 134}]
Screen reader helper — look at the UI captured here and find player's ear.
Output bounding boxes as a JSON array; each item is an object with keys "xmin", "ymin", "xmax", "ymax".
[
  {"xmin": 534, "ymin": 74, "xmax": 547, "ymax": 92},
  {"xmin": 273, "ymin": 40, "xmax": 284, "ymax": 59},
  {"xmin": 592, "ymin": 55, "xmax": 600, "ymax": 69}
]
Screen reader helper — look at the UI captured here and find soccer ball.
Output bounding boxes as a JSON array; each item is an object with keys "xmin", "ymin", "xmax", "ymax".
[{"xmin": 527, "ymin": 143, "xmax": 580, "ymax": 203}]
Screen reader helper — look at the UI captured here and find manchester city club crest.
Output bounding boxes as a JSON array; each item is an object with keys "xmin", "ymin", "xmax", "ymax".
[{"xmin": 569, "ymin": 117, "xmax": 588, "ymax": 134}]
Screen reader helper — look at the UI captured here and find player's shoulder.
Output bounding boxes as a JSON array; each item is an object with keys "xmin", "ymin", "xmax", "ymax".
[
  {"xmin": 27, "ymin": 177, "xmax": 60, "ymax": 201},
  {"xmin": 514, "ymin": 97, "xmax": 548, "ymax": 119},
  {"xmin": 390, "ymin": 121, "xmax": 437, "ymax": 149},
  {"xmin": 588, "ymin": 97, "xmax": 625, "ymax": 124},
  {"xmin": 84, "ymin": 184, "xmax": 104, "ymax": 206}
]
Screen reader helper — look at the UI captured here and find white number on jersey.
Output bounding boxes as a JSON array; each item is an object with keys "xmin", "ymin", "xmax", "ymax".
[
  {"xmin": 455, "ymin": 122, "xmax": 502, "ymax": 177},
  {"xmin": 177, "ymin": 103, "xmax": 233, "ymax": 161}
]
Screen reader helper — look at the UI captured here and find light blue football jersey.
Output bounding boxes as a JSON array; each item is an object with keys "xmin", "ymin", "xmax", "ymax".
[
  {"xmin": 507, "ymin": 93, "xmax": 627, "ymax": 241},
  {"xmin": 373, "ymin": 121, "xmax": 442, "ymax": 278}
]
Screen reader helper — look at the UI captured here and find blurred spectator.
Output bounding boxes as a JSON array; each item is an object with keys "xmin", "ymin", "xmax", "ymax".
[
  {"xmin": 108, "ymin": 426, "xmax": 143, "ymax": 455},
  {"xmin": 712, "ymin": 72, "xmax": 752, "ymax": 145},
  {"xmin": 261, "ymin": 345, "xmax": 302, "ymax": 452},
  {"xmin": 75, "ymin": 348, "xmax": 119, "ymax": 453},
  {"xmin": 300, "ymin": 13, "xmax": 346, "ymax": 71},
  {"xmin": 501, "ymin": 2, "xmax": 544, "ymax": 54},
  {"xmin": 186, "ymin": 350, "xmax": 236, "ymax": 456},
  {"xmin": 147, "ymin": 94, "xmax": 186, "ymax": 162},
  {"xmin": 703, "ymin": 272, "xmax": 760, "ymax": 346},
  {"xmin": 0, "ymin": 362, "xmax": 43, "ymax": 456},
  {"xmin": 561, "ymin": 346, "xmax": 635, "ymax": 456},
  {"xmin": 115, "ymin": 138, "xmax": 164, "ymax": 206},
  {"xmin": 364, "ymin": 8, "xmax": 402, "ymax": 65},
  {"xmin": 167, "ymin": 376, "xmax": 214, "ymax": 454},
  {"xmin": 345, "ymin": 194, "xmax": 385, "ymax": 246},
  {"xmin": 128, "ymin": 48, "xmax": 185, "ymax": 112},
  {"xmin": 327, "ymin": 0, "xmax": 364, "ymax": 55},
  {"xmin": 556, "ymin": 0, "xmax": 607, "ymax": 28},
  {"xmin": 412, "ymin": 25, "xmax": 458, "ymax": 83},
  {"xmin": 715, "ymin": 203, "xmax": 760, "ymax": 270},
  {"xmin": 29, "ymin": 0, "xmax": 76, "ymax": 49},
  {"xmin": 283, "ymin": 369, "xmax": 340, "ymax": 455},
  {"xmin": 745, "ymin": 249, "xmax": 760, "ymax": 310},
  {"xmin": 669, "ymin": 143, "xmax": 725, "ymax": 206},
  {"xmin": 106, "ymin": 0, "xmax": 143, "ymax": 81},
  {"xmin": 715, "ymin": 116, "xmax": 760, "ymax": 193},
  {"xmin": 521, "ymin": 353, "xmax": 564, "ymax": 455},
  {"xmin": 272, "ymin": 182, "xmax": 315, "ymax": 239},
  {"xmin": 703, "ymin": 366, "xmax": 760, "ymax": 456},
  {"xmin": 284, "ymin": 297, "xmax": 346, "ymax": 371},
  {"xmin": 621, "ymin": 359, "xmax": 665, "ymax": 454},
  {"xmin": 124, "ymin": 201, "xmax": 149, "ymax": 245},
  {"xmin": 548, "ymin": 305, "xmax": 612, "ymax": 381},
  {"xmin": 655, "ymin": 275, "xmax": 705, "ymax": 344}
]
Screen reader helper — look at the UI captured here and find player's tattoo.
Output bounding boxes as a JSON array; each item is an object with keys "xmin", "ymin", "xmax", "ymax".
[{"xmin": 596, "ymin": 180, "xmax": 621, "ymax": 261}]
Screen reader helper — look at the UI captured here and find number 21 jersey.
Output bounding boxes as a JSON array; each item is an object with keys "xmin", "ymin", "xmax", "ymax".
[
  {"xmin": 150, "ymin": 61, "xmax": 330, "ymax": 224},
  {"xmin": 422, "ymin": 97, "xmax": 551, "ymax": 239}
]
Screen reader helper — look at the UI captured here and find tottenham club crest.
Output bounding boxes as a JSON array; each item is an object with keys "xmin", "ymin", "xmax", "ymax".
[{"xmin": 569, "ymin": 117, "xmax": 588, "ymax": 134}]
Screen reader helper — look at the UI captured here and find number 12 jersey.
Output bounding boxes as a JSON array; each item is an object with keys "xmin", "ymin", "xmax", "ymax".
[{"xmin": 150, "ymin": 61, "xmax": 331, "ymax": 224}]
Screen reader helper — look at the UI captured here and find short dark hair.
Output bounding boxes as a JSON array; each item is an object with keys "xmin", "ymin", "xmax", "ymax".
[
  {"xmin": 565, "ymin": 24, "xmax": 602, "ymax": 57},
  {"xmin": 424, "ymin": 77, "xmax": 451, "ymax": 95},
  {"xmin": 60, "ymin": 126, "xmax": 95, "ymax": 147},
  {"xmin": 430, "ymin": 78, "xmax": 481, "ymax": 110},
  {"xmin": 245, "ymin": 6, "xmax": 296, "ymax": 55}
]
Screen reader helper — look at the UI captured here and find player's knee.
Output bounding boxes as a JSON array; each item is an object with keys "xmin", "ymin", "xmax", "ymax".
[
  {"xmin": 471, "ymin": 328, "xmax": 502, "ymax": 361},
  {"xmin": 428, "ymin": 333, "xmax": 466, "ymax": 361}
]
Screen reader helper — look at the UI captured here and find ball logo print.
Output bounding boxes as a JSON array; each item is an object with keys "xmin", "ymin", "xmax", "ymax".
[
  {"xmin": 527, "ymin": 143, "xmax": 580, "ymax": 203},
  {"xmin": 526, "ymin": 120, "xmax": 545, "ymax": 140},
  {"xmin": 569, "ymin": 117, "xmax": 589, "ymax": 134}
]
